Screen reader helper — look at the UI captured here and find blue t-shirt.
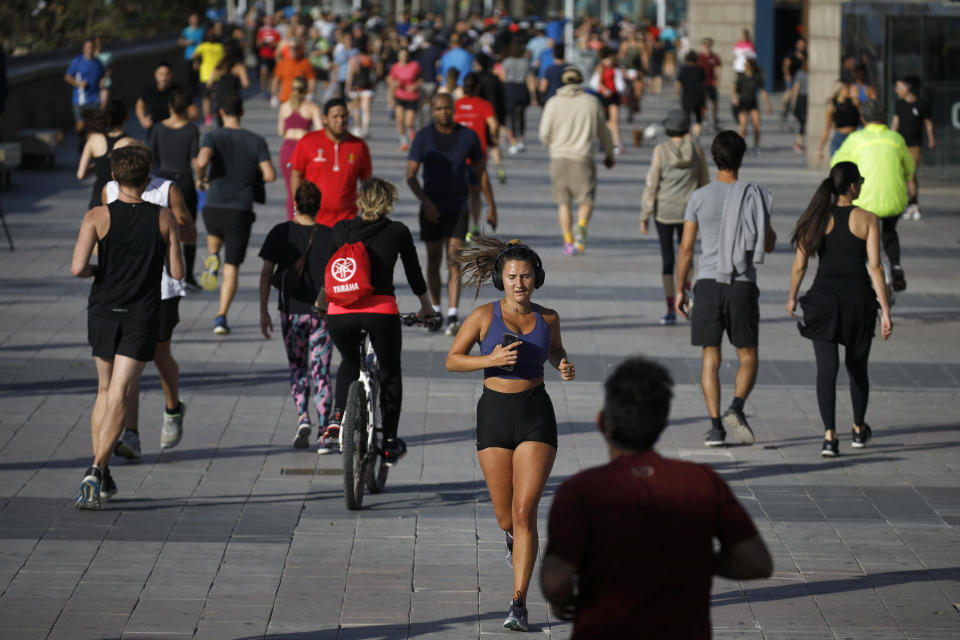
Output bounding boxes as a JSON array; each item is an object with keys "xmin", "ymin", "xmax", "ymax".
[
  {"xmin": 408, "ymin": 124, "xmax": 483, "ymax": 213},
  {"xmin": 181, "ymin": 26, "xmax": 205, "ymax": 60},
  {"xmin": 334, "ymin": 46, "xmax": 358, "ymax": 82},
  {"xmin": 546, "ymin": 19, "xmax": 565, "ymax": 43},
  {"xmin": 542, "ymin": 64, "xmax": 565, "ymax": 101},
  {"xmin": 438, "ymin": 47, "xmax": 474, "ymax": 86},
  {"xmin": 66, "ymin": 55, "xmax": 105, "ymax": 106},
  {"xmin": 537, "ymin": 49, "xmax": 555, "ymax": 79},
  {"xmin": 526, "ymin": 36, "xmax": 550, "ymax": 69}
]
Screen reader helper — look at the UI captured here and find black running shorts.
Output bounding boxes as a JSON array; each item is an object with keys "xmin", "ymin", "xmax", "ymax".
[
  {"xmin": 420, "ymin": 206, "xmax": 468, "ymax": 242},
  {"xmin": 157, "ymin": 296, "xmax": 181, "ymax": 343},
  {"xmin": 476, "ymin": 384, "xmax": 558, "ymax": 450},
  {"xmin": 690, "ymin": 279, "xmax": 759, "ymax": 348},
  {"xmin": 88, "ymin": 314, "xmax": 159, "ymax": 362},
  {"xmin": 202, "ymin": 206, "xmax": 255, "ymax": 265}
]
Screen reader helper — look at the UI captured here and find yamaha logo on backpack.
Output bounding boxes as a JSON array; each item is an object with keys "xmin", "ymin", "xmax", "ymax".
[{"xmin": 331, "ymin": 257, "xmax": 357, "ymax": 282}]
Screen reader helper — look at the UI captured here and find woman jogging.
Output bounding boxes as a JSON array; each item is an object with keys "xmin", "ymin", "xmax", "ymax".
[
  {"xmin": 732, "ymin": 59, "xmax": 771, "ymax": 152},
  {"xmin": 258, "ymin": 182, "xmax": 334, "ymax": 449},
  {"xmin": 640, "ymin": 110, "xmax": 709, "ymax": 325},
  {"xmin": 277, "ymin": 76, "xmax": 322, "ymax": 220},
  {"xmin": 500, "ymin": 39, "xmax": 532, "ymax": 154},
  {"xmin": 387, "ymin": 46, "xmax": 421, "ymax": 151},
  {"xmin": 77, "ymin": 100, "xmax": 137, "ymax": 209},
  {"xmin": 786, "ymin": 162, "xmax": 892, "ymax": 458},
  {"xmin": 589, "ymin": 47, "xmax": 626, "ymax": 154},
  {"xmin": 446, "ymin": 238, "xmax": 576, "ymax": 632},
  {"xmin": 322, "ymin": 178, "xmax": 435, "ymax": 458},
  {"xmin": 816, "ymin": 80, "xmax": 860, "ymax": 160}
]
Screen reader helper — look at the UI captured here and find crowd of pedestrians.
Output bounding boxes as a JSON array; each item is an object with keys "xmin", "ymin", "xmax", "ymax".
[{"xmin": 62, "ymin": 5, "xmax": 936, "ymax": 634}]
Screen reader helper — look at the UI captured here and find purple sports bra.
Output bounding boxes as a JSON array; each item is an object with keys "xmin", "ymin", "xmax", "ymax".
[{"xmin": 480, "ymin": 301, "xmax": 551, "ymax": 380}]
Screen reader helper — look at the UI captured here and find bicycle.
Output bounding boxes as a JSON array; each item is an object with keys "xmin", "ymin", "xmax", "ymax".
[{"xmin": 341, "ymin": 311, "xmax": 440, "ymax": 510}]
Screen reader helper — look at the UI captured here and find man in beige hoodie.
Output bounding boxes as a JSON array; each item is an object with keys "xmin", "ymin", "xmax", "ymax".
[{"xmin": 539, "ymin": 66, "xmax": 615, "ymax": 255}]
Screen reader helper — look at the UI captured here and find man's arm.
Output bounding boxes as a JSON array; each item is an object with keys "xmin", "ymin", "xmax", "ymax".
[
  {"xmin": 168, "ymin": 183, "xmax": 197, "ymax": 244},
  {"xmin": 924, "ymin": 117, "xmax": 936, "ymax": 150},
  {"xmin": 160, "ymin": 208, "xmax": 184, "ymax": 281},
  {"xmin": 259, "ymin": 159, "xmax": 277, "ymax": 183},
  {"xmin": 195, "ymin": 146, "xmax": 212, "ymax": 191},
  {"xmin": 541, "ymin": 554, "xmax": 577, "ymax": 621},
  {"xmin": 290, "ymin": 168, "xmax": 304, "ymax": 197},
  {"xmin": 135, "ymin": 97, "xmax": 152, "ymax": 130},
  {"xmin": 675, "ymin": 220, "xmax": 698, "ymax": 318},
  {"xmin": 714, "ymin": 534, "xmax": 773, "ymax": 580},
  {"xmin": 71, "ymin": 209, "xmax": 101, "ymax": 278},
  {"xmin": 406, "ymin": 159, "xmax": 439, "ymax": 222}
]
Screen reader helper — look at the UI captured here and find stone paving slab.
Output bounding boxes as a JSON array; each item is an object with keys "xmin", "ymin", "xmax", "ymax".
[{"xmin": 1, "ymin": 79, "xmax": 959, "ymax": 640}]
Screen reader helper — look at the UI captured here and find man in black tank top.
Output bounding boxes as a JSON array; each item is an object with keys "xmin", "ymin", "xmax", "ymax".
[{"xmin": 70, "ymin": 145, "xmax": 184, "ymax": 510}]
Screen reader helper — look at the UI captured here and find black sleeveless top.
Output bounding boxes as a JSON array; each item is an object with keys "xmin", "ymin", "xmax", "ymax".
[
  {"xmin": 88, "ymin": 201, "xmax": 165, "ymax": 319},
  {"xmin": 833, "ymin": 98, "xmax": 860, "ymax": 129},
  {"xmin": 815, "ymin": 206, "xmax": 868, "ymax": 281},
  {"xmin": 89, "ymin": 133, "xmax": 125, "ymax": 208}
]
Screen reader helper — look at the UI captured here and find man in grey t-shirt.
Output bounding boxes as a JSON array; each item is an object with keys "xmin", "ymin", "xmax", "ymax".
[{"xmin": 676, "ymin": 131, "xmax": 776, "ymax": 448}]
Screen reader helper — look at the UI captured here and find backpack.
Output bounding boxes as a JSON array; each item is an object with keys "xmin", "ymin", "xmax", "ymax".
[
  {"xmin": 271, "ymin": 225, "xmax": 317, "ymax": 302},
  {"xmin": 324, "ymin": 240, "xmax": 374, "ymax": 306}
]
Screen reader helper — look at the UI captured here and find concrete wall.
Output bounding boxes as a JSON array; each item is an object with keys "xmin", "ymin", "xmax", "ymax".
[
  {"xmin": 687, "ymin": 0, "xmax": 756, "ymax": 95},
  {"xmin": 2, "ymin": 38, "xmax": 184, "ymax": 142},
  {"xmin": 804, "ymin": 0, "xmax": 843, "ymax": 169}
]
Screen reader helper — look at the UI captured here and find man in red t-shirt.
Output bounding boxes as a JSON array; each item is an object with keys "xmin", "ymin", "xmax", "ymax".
[
  {"xmin": 289, "ymin": 98, "xmax": 372, "ymax": 227},
  {"xmin": 542, "ymin": 357, "xmax": 772, "ymax": 639},
  {"xmin": 698, "ymin": 38, "xmax": 723, "ymax": 129},
  {"xmin": 454, "ymin": 73, "xmax": 498, "ymax": 240},
  {"xmin": 256, "ymin": 14, "xmax": 281, "ymax": 99}
]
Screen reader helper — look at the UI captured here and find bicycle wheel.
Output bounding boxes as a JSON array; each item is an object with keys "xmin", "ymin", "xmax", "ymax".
[
  {"xmin": 364, "ymin": 433, "xmax": 389, "ymax": 493},
  {"xmin": 342, "ymin": 381, "xmax": 368, "ymax": 510}
]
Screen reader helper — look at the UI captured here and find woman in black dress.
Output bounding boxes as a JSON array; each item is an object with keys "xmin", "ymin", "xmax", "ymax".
[{"xmin": 786, "ymin": 162, "xmax": 893, "ymax": 458}]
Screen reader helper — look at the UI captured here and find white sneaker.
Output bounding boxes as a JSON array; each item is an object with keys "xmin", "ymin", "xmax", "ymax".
[
  {"xmin": 160, "ymin": 402, "xmax": 185, "ymax": 450},
  {"xmin": 444, "ymin": 315, "xmax": 460, "ymax": 336},
  {"xmin": 507, "ymin": 144, "xmax": 520, "ymax": 155},
  {"xmin": 114, "ymin": 429, "xmax": 142, "ymax": 459},
  {"xmin": 905, "ymin": 203, "xmax": 921, "ymax": 220},
  {"xmin": 516, "ymin": 140, "xmax": 526, "ymax": 152}
]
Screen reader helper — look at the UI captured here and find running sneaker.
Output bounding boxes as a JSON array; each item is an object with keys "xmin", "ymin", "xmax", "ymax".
[
  {"xmin": 496, "ymin": 164, "xmax": 507, "ymax": 184},
  {"xmin": 160, "ymin": 401, "xmax": 186, "ymax": 450},
  {"xmin": 465, "ymin": 225, "xmax": 481, "ymax": 243},
  {"xmin": 292, "ymin": 419, "xmax": 311, "ymax": 449},
  {"xmin": 201, "ymin": 254, "xmax": 220, "ymax": 291},
  {"xmin": 75, "ymin": 467, "xmax": 102, "ymax": 510},
  {"xmin": 821, "ymin": 438, "xmax": 839, "ymax": 458},
  {"xmin": 101, "ymin": 467, "xmax": 118, "ymax": 501},
  {"xmin": 505, "ymin": 531, "xmax": 514, "ymax": 569},
  {"xmin": 382, "ymin": 438, "xmax": 407, "ymax": 467},
  {"xmin": 507, "ymin": 144, "xmax": 520, "ymax": 155},
  {"xmin": 704, "ymin": 425, "xmax": 726, "ymax": 447},
  {"xmin": 516, "ymin": 141, "xmax": 526, "ymax": 152},
  {"xmin": 114, "ymin": 429, "xmax": 142, "ymax": 459},
  {"xmin": 851, "ymin": 424, "xmax": 872, "ymax": 448},
  {"xmin": 573, "ymin": 225, "xmax": 588, "ymax": 254},
  {"xmin": 563, "ymin": 242, "xmax": 578, "ymax": 256},
  {"xmin": 270, "ymin": 95, "xmax": 279, "ymax": 108},
  {"xmin": 503, "ymin": 595, "xmax": 528, "ymax": 632},
  {"xmin": 213, "ymin": 315, "xmax": 230, "ymax": 335},
  {"xmin": 907, "ymin": 203, "xmax": 922, "ymax": 220},
  {"xmin": 660, "ymin": 311, "xmax": 676, "ymax": 325},
  {"xmin": 614, "ymin": 144, "xmax": 625, "ymax": 156},
  {"xmin": 722, "ymin": 407, "xmax": 756, "ymax": 445},
  {"xmin": 444, "ymin": 315, "xmax": 460, "ymax": 336},
  {"xmin": 317, "ymin": 418, "xmax": 341, "ymax": 455},
  {"xmin": 891, "ymin": 266, "xmax": 907, "ymax": 292}
]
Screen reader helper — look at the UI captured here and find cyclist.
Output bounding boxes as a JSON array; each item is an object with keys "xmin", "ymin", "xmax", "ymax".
[
  {"xmin": 321, "ymin": 178, "xmax": 436, "ymax": 460},
  {"xmin": 446, "ymin": 237, "xmax": 576, "ymax": 632}
]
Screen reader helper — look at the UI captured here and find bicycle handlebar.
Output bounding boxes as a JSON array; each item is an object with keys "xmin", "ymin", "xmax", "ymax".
[{"xmin": 401, "ymin": 312, "xmax": 442, "ymax": 329}]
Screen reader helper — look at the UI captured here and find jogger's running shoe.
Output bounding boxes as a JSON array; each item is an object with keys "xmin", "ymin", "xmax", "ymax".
[
  {"xmin": 101, "ymin": 467, "xmax": 118, "ymax": 501},
  {"xmin": 161, "ymin": 401, "xmax": 185, "ymax": 450},
  {"xmin": 465, "ymin": 224, "xmax": 481, "ymax": 243},
  {"xmin": 505, "ymin": 531, "xmax": 514, "ymax": 568},
  {"xmin": 496, "ymin": 164, "xmax": 507, "ymax": 184},
  {"xmin": 891, "ymin": 266, "xmax": 907, "ymax": 292},
  {"xmin": 723, "ymin": 407, "xmax": 756, "ymax": 445},
  {"xmin": 660, "ymin": 311, "xmax": 676, "ymax": 325},
  {"xmin": 383, "ymin": 438, "xmax": 407, "ymax": 467},
  {"xmin": 213, "ymin": 315, "xmax": 230, "ymax": 335},
  {"xmin": 444, "ymin": 315, "xmax": 460, "ymax": 336},
  {"xmin": 201, "ymin": 254, "xmax": 220, "ymax": 291},
  {"xmin": 114, "ymin": 429, "xmax": 142, "ymax": 459},
  {"xmin": 573, "ymin": 225, "xmax": 588, "ymax": 254},
  {"xmin": 293, "ymin": 420, "xmax": 311, "ymax": 449},
  {"xmin": 563, "ymin": 242, "xmax": 578, "ymax": 256},
  {"xmin": 821, "ymin": 438, "xmax": 839, "ymax": 458},
  {"xmin": 851, "ymin": 424, "xmax": 872, "ymax": 448},
  {"xmin": 317, "ymin": 421, "xmax": 341, "ymax": 455},
  {"xmin": 704, "ymin": 425, "xmax": 726, "ymax": 447},
  {"xmin": 76, "ymin": 467, "xmax": 102, "ymax": 510},
  {"xmin": 503, "ymin": 595, "xmax": 528, "ymax": 632}
]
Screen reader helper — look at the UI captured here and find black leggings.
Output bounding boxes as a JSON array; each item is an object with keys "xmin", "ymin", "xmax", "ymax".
[
  {"xmin": 813, "ymin": 339, "xmax": 871, "ymax": 432},
  {"xmin": 881, "ymin": 214, "xmax": 902, "ymax": 267},
  {"xmin": 327, "ymin": 313, "xmax": 403, "ymax": 440},
  {"xmin": 504, "ymin": 82, "xmax": 528, "ymax": 139},
  {"xmin": 655, "ymin": 221, "xmax": 684, "ymax": 275}
]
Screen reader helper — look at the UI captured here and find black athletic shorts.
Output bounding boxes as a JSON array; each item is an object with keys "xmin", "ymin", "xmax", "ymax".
[
  {"xmin": 396, "ymin": 98, "xmax": 419, "ymax": 111},
  {"xmin": 476, "ymin": 384, "xmax": 558, "ymax": 450},
  {"xmin": 705, "ymin": 86, "xmax": 718, "ymax": 102},
  {"xmin": 157, "ymin": 297, "xmax": 181, "ymax": 343},
  {"xmin": 88, "ymin": 314, "xmax": 159, "ymax": 362},
  {"xmin": 690, "ymin": 279, "xmax": 759, "ymax": 348},
  {"xmin": 420, "ymin": 206, "xmax": 468, "ymax": 242},
  {"xmin": 202, "ymin": 206, "xmax": 255, "ymax": 265}
]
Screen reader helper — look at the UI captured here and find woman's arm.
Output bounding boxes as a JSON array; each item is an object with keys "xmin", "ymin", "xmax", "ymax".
[
  {"xmin": 817, "ymin": 102, "xmax": 834, "ymax": 159},
  {"xmin": 277, "ymin": 102, "xmax": 287, "ymax": 137},
  {"xmin": 259, "ymin": 260, "xmax": 275, "ymax": 339},
  {"xmin": 862, "ymin": 210, "xmax": 892, "ymax": 339},
  {"xmin": 446, "ymin": 306, "xmax": 518, "ymax": 372},
  {"xmin": 544, "ymin": 308, "xmax": 575, "ymax": 380},
  {"xmin": 76, "ymin": 137, "xmax": 95, "ymax": 180},
  {"xmin": 786, "ymin": 246, "xmax": 808, "ymax": 317}
]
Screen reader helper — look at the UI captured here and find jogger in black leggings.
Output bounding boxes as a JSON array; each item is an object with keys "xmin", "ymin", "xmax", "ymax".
[{"xmin": 812, "ymin": 339, "xmax": 870, "ymax": 434}]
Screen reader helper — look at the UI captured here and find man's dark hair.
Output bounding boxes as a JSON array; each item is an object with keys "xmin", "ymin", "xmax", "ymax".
[
  {"xmin": 476, "ymin": 52, "xmax": 493, "ymax": 72},
  {"xmin": 711, "ymin": 130, "xmax": 747, "ymax": 172},
  {"xmin": 294, "ymin": 181, "xmax": 322, "ymax": 215},
  {"xmin": 462, "ymin": 72, "xmax": 479, "ymax": 96},
  {"xmin": 220, "ymin": 95, "xmax": 243, "ymax": 117},
  {"xmin": 110, "ymin": 144, "xmax": 153, "ymax": 187},
  {"xmin": 603, "ymin": 357, "xmax": 674, "ymax": 451},
  {"xmin": 860, "ymin": 99, "xmax": 884, "ymax": 124},
  {"xmin": 899, "ymin": 74, "xmax": 921, "ymax": 95},
  {"xmin": 156, "ymin": 60, "xmax": 173, "ymax": 71},
  {"xmin": 323, "ymin": 97, "xmax": 347, "ymax": 115},
  {"xmin": 553, "ymin": 43, "xmax": 565, "ymax": 60}
]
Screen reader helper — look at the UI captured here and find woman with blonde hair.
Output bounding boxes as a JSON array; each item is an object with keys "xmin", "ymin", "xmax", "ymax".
[
  {"xmin": 319, "ymin": 178, "xmax": 437, "ymax": 457},
  {"xmin": 278, "ymin": 76, "xmax": 323, "ymax": 219},
  {"xmin": 446, "ymin": 237, "xmax": 576, "ymax": 632}
]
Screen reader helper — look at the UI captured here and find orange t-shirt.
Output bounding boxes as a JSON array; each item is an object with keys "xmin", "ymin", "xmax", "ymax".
[{"xmin": 275, "ymin": 58, "xmax": 315, "ymax": 103}]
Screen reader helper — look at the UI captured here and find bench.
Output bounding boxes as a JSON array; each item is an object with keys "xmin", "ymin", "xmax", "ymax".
[{"xmin": 14, "ymin": 128, "xmax": 63, "ymax": 168}]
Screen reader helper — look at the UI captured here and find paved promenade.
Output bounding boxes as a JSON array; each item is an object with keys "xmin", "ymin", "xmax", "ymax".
[{"xmin": 1, "ymin": 87, "xmax": 958, "ymax": 640}]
